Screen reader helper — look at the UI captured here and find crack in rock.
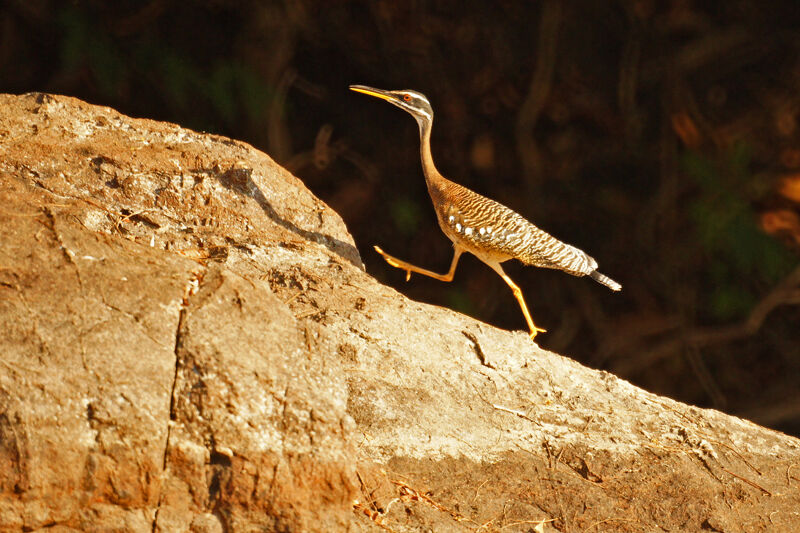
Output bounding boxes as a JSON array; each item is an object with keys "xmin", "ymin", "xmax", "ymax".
[{"xmin": 151, "ymin": 268, "xmax": 206, "ymax": 532}]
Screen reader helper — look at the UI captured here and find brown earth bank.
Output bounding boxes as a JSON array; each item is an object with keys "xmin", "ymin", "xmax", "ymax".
[{"xmin": 0, "ymin": 93, "xmax": 798, "ymax": 532}]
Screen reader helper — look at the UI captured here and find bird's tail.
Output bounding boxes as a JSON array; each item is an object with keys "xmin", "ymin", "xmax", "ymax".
[{"xmin": 589, "ymin": 270, "xmax": 622, "ymax": 291}]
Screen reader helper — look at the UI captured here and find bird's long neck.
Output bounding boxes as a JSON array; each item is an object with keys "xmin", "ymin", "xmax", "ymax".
[{"xmin": 418, "ymin": 117, "xmax": 448, "ymax": 198}]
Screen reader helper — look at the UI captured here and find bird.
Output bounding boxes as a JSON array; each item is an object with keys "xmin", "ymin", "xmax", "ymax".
[{"xmin": 350, "ymin": 84, "xmax": 621, "ymax": 339}]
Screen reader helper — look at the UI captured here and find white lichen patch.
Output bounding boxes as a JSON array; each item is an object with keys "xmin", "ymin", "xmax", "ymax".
[
  {"xmin": 159, "ymin": 128, "xmax": 200, "ymax": 145},
  {"xmin": 69, "ymin": 119, "xmax": 97, "ymax": 139},
  {"xmin": 81, "ymin": 209, "xmax": 111, "ymax": 233}
]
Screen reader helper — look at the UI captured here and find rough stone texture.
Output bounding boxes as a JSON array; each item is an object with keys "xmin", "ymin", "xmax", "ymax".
[{"xmin": 0, "ymin": 93, "xmax": 798, "ymax": 532}]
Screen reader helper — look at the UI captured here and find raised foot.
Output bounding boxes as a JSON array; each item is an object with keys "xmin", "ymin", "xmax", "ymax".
[{"xmin": 374, "ymin": 245, "xmax": 413, "ymax": 281}]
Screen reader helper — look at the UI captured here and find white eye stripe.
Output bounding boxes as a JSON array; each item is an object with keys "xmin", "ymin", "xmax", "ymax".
[{"xmin": 415, "ymin": 108, "xmax": 431, "ymax": 120}]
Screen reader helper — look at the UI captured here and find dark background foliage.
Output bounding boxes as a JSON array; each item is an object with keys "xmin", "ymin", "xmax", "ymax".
[{"xmin": 3, "ymin": 0, "xmax": 800, "ymax": 436}]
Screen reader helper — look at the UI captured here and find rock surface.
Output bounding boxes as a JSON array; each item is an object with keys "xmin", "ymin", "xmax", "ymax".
[{"xmin": 0, "ymin": 93, "xmax": 798, "ymax": 532}]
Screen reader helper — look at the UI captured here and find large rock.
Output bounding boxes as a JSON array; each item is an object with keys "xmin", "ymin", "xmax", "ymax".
[{"xmin": 0, "ymin": 93, "xmax": 798, "ymax": 532}]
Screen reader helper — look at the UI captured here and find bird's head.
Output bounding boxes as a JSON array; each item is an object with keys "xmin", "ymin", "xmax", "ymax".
[{"xmin": 350, "ymin": 85, "xmax": 433, "ymax": 129}]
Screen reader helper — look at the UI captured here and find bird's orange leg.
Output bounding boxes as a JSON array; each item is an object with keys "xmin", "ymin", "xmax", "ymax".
[
  {"xmin": 374, "ymin": 245, "xmax": 462, "ymax": 282},
  {"xmin": 485, "ymin": 262, "xmax": 546, "ymax": 339}
]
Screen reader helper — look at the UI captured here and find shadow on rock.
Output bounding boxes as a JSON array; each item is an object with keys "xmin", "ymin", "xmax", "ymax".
[{"xmin": 215, "ymin": 165, "xmax": 363, "ymax": 269}]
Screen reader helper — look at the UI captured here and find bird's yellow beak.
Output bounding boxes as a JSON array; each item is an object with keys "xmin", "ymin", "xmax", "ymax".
[{"xmin": 349, "ymin": 85, "xmax": 396, "ymax": 103}]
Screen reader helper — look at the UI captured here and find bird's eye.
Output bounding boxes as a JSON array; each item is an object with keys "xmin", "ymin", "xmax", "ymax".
[{"xmin": 403, "ymin": 94, "xmax": 412, "ymax": 102}]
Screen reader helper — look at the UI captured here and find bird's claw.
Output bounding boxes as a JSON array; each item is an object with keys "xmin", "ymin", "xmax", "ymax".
[
  {"xmin": 528, "ymin": 326, "xmax": 547, "ymax": 340},
  {"xmin": 374, "ymin": 245, "xmax": 412, "ymax": 280}
]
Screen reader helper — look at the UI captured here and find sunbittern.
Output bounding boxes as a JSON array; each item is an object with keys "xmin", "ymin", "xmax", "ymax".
[{"xmin": 350, "ymin": 85, "xmax": 621, "ymax": 339}]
